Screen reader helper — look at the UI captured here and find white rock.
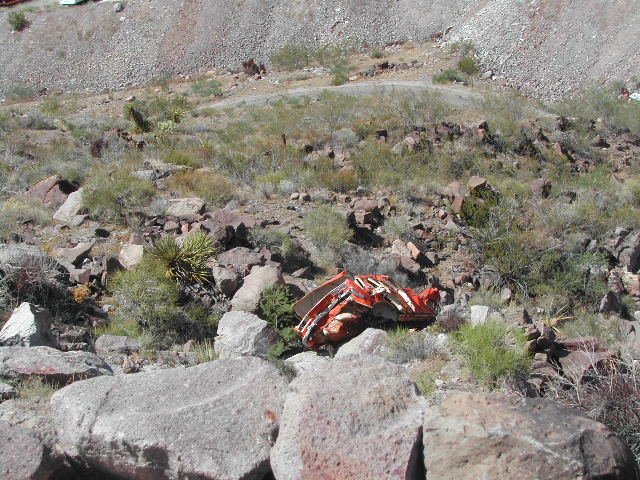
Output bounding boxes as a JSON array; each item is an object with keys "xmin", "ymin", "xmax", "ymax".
[
  {"xmin": 52, "ymin": 188, "xmax": 84, "ymax": 224},
  {"xmin": 118, "ymin": 244, "xmax": 144, "ymax": 270},
  {"xmin": 0, "ymin": 303, "xmax": 57, "ymax": 348}
]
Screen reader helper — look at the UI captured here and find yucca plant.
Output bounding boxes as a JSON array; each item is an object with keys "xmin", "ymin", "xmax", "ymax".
[
  {"xmin": 149, "ymin": 232, "xmax": 219, "ymax": 285},
  {"xmin": 124, "ymin": 105, "xmax": 152, "ymax": 133}
]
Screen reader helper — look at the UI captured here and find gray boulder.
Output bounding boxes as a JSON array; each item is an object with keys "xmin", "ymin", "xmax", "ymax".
[
  {"xmin": 283, "ymin": 351, "xmax": 330, "ymax": 375},
  {"xmin": 214, "ymin": 311, "xmax": 281, "ymax": 359},
  {"xmin": 0, "ymin": 397, "xmax": 67, "ymax": 476},
  {"xmin": 231, "ymin": 264, "xmax": 284, "ymax": 312},
  {"xmin": 424, "ymin": 391, "xmax": 639, "ymax": 480},
  {"xmin": 211, "ymin": 265, "xmax": 241, "ymax": 297},
  {"xmin": 0, "ymin": 346, "xmax": 112, "ymax": 384},
  {"xmin": 52, "ymin": 188, "xmax": 85, "ymax": 225},
  {"xmin": 51, "ymin": 357, "xmax": 287, "ymax": 480},
  {"xmin": 335, "ymin": 328, "xmax": 388, "ymax": 358},
  {"xmin": 165, "ymin": 197, "xmax": 205, "ymax": 217},
  {"xmin": 0, "ymin": 382, "xmax": 17, "ymax": 400},
  {"xmin": 55, "ymin": 242, "xmax": 94, "ymax": 268},
  {"xmin": 94, "ymin": 335, "xmax": 140, "ymax": 355},
  {"xmin": 271, "ymin": 355, "xmax": 426, "ymax": 480},
  {"xmin": 118, "ymin": 244, "xmax": 144, "ymax": 270},
  {"xmin": 0, "ymin": 302, "xmax": 57, "ymax": 348},
  {"xmin": 0, "ymin": 420, "xmax": 54, "ymax": 480}
]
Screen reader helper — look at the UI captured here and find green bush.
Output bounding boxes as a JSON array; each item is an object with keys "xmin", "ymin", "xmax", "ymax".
[
  {"xmin": 149, "ymin": 232, "xmax": 219, "ymax": 285},
  {"xmin": 457, "ymin": 56, "xmax": 478, "ymax": 75},
  {"xmin": 433, "ymin": 69, "xmax": 466, "ymax": 84},
  {"xmin": 163, "ymin": 149, "xmax": 200, "ymax": 168},
  {"xmin": 452, "ymin": 320, "xmax": 531, "ymax": 388},
  {"xmin": 385, "ymin": 328, "xmax": 442, "ymax": 364},
  {"xmin": 110, "ymin": 257, "xmax": 218, "ymax": 348},
  {"xmin": 304, "ymin": 205, "xmax": 352, "ymax": 248},
  {"xmin": 82, "ymin": 168, "xmax": 155, "ymax": 223},
  {"xmin": 191, "ymin": 79, "xmax": 223, "ymax": 97},
  {"xmin": 259, "ymin": 285, "xmax": 298, "ymax": 330},
  {"xmin": 330, "ymin": 61, "xmax": 350, "ymax": 86},
  {"xmin": 167, "ymin": 170, "xmax": 235, "ymax": 207},
  {"xmin": 8, "ymin": 11, "xmax": 28, "ymax": 31},
  {"xmin": 249, "ymin": 227, "xmax": 305, "ymax": 265},
  {"xmin": 6, "ymin": 83, "xmax": 35, "ymax": 101},
  {"xmin": 270, "ymin": 44, "xmax": 313, "ymax": 70}
]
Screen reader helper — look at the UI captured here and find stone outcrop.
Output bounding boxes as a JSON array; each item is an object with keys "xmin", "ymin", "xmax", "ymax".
[
  {"xmin": 424, "ymin": 391, "xmax": 639, "ymax": 480},
  {"xmin": 271, "ymin": 355, "xmax": 426, "ymax": 480},
  {"xmin": 51, "ymin": 357, "xmax": 287, "ymax": 480},
  {"xmin": 214, "ymin": 310, "xmax": 281, "ymax": 359},
  {"xmin": 0, "ymin": 302, "xmax": 57, "ymax": 348}
]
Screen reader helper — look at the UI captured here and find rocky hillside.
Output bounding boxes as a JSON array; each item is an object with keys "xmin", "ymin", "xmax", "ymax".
[
  {"xmin": 2, "ymin": 0, "xmax": 640, "ymax": 100},
  {"xmin": 0, "ymin": 0, "xmax": 474, "ymax": 97}
]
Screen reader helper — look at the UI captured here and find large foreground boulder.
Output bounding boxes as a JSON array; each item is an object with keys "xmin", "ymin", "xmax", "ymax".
[
  {"xmin": 0, "ymin": 346, "xmax": 112, "ymax": 384},
  {"xmin": 0, "ymin": 302, "xmax": 57, "ymax": 348},
  {"xmin": 424, "ymin": 391, "xmax": 639, "ymax": 480},
  {"xmin": 214, "ymin": 310, "xmax": 281, "ymax": 359},
  {"xmin": 0, "ymin": 420, "xmax": 54, "ymax": 480},
  {"xmin": 271, "ymin": 355, "xmax": 426, "ymax": 479},
  {"xmin": 335, "ymin": 328, "xmax": 388, "ymax": 359},
  {"xmin": 231, "ymin": 264, "xmax": 284, "ymax": 313},
  {"xmin": 0, "ymin": 397, "xmax": 68, "ymax": 478},
  {"xmin": 51, "ymin": 357, "xmax": 287, "ymax": 480}
]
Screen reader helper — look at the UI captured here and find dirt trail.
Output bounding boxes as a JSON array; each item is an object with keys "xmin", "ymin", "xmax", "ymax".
[{"xmin": 199, "ymin": 80, "xmax": 482, "ymax": 111}]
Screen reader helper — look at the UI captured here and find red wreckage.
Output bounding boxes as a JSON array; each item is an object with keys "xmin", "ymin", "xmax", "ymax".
[{"xmin": 294, "ymin": 271, "xmax": 440, "ymax": 352}]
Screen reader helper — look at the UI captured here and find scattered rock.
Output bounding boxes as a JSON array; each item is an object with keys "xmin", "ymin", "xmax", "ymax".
[
  {"xmin": 230, "ymin": 264, "xmax": 284, "ymax": 312},
  {"xmin": 0, "ymin": 381, "xmax": 17, "ymax": 400},
  {"xmin": 52, "ymin": 188, "xmax": 85, "ymax": 224},
  {"xmin": 51, "ymin": 357, "xmax": 287, "ymax": 480},
  {"xmin": 606, "ymin": 228, "xmax": 640, "ymax": 272},
  {"xmin": 0, "ymin": 346, "xmax": 112, "ymax": 384},
  {"xmin": 55, "ymin": 242, "xmax": 94, "ymax": 268},
  {"xmin": 335, "ymin": 328, "xmax": 388, "ymax": 358},
  {"xmin": 0, "ymin": 302, "xmax": 57, "ymax": 348},
  {"xmin": 271, "ymin": 355, "xmax": 426, "ymax": 480},
  {"xmin": 214, "ymin": 310, "xmax": 281, "ymax": 359},
  {"xmin": 211, "ymin": 266, "xmax": 240, "ymax": 297},
  {"xmin": 118, "ymin": 244, "xmax": 144, "ymax": 270},
  {"xmin": 424, "ymin": 391, "xmax": 638, "ymax": 480},
  {"xmin": 469, "ymin": 305, "xmax": 492, "ymax": 325},
  {"xmin": 94, "ymin": 335, "xmax": 140, "ymax": 355},
  {"xmin": 26, "ymin": 175, "xmax": 77, "ymax": 209},
  {"xmin": 216, "ymin": 246, "xmax": 266, "ymax": 275},
  {"xmin": 165, "ymin": 197, "xmax": 205, "ymax": 217},
  {"xmin": 530, "ymin": 178, "xmax": 552, "ymax": 198}
]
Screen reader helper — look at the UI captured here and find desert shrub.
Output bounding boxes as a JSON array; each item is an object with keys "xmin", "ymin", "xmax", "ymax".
[
  {"xmin": 167, "ymin": 170, "xmax": 235, "ymax": 207},
  {"xmin": 162, "ymin": 149, "xmax": 200, "ymax": 168},
  {"xmin": 0, "ymin": 245, "xmax": 77, "ymax": 320},
  {"xmin": 6, "ymin": 83, "xmax": 35, "ymax": 101},
  {"xmin": 318, "ymin": 168, "xmax": 357, "ymax": 193},
  {"xmin": 259, "ymin": 285, "xmax": 298, "ymax": 330},
  {"xmin": 260, "ymin": 285, "xmax": 304, "ymax": 359},
  {"xmin": 435, "ymin": 307, "xmax": 467, "ymax": 332},
  {"xmin": 330, "ymin": 61, "xmax": 350, "ymax": 86},
  {"xmin": 249, "ymin": 227, "xmax": 305, "ymax": 266},
  {"xmin": 562, "ymin": 310, "xmax": 622, "ymax": 346},
  {"xmin": 410, "ymin": 354, "xmax": 449, "ymax": 396},
  {"xmin": 433, "ymin": 69, "xmax": 466, "ymax": 84},
  {"xmin": 452, "ymin": 320, "xmax": 531, "ymax": 388},
  {"xmin": 82, "ymin": 168, "xmax": 155, "ymax": 223},
  {"xmin": 191, "ymin": 79, "xmax": 223, "ymax": 97},
  {"xmin": 382, "ymin": 215, "xmax": 413, "ymax": 240},
  {"xmin": 448, "ymin": 40, "xmax": 475, "ymax": 55},
  {"xmin": 3, "ymin": 376, "xmax": 58, "ymax": 398},
  {"xmin": 304, "ymin": 205, "xmax": 352, "ymax": 248},
  {"xmin": 110, "ymin": 257, "xmax": 218, "ymax": 348},
  {"xmin": 546, "ymin": 357, "xmax": 640, "ymax": 462},
  {"xmin": 270, "ymin": 44, "xmax": 313, "ymax": 70},
  {"xmin": 385, "ymin": 328, "xmax": 442, "ymax": 364},
  {"xmin": 7, "ymin": 11, "xmax": 28, "ymax": 31},
  {"xmin": 0, "ymin": 197, "xmax": 51, "ymax": 234},
  {"xmin": 482, "ymin": 92, "xmax": 527, "ymax": 150},
  {"xmin": 457, "ymin": 56, "xmax": 478, "ymax": 75},
  {"xmin": 154, "ymin": 120, "xmax": 176, "ymax": 144},
  {"xmin": 192, "ymin": 340, "xmax": 217, "ymax": 364},
  {"xmin": 396, "ymin": 89, "xmax": 448, "ymax": 130},
  {"xmin": 370, "ymin": 48, "xmax": 385, "ymax": 59},
  {"xmin": 149, "ymin": 232, "xmax": 219, "ymax": 285},
  {"xmin": 19, "ymin": 111, "xmax": 55, "ymax": 130},
  {"xmin": 468, "ymin": 288, "xmax": 506, "ymax": 309}
]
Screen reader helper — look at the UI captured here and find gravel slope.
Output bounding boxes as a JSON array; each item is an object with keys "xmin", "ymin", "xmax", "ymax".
[
  {"xmin": 0, "ymin": 0, "xmax": 475, "ymax": 97},
  {"xmin": 446, "ymin": 0, "xmax": 640, "ymax": 100},
  {"xmin": 1, "ymin": 0, "xmax": 638, "ymax": 100}
]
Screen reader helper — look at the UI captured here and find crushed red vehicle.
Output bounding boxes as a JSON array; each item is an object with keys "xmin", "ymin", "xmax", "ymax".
[{"xmin": 294, "ymin": 270, "xmax": 440, "ymax": 352}]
